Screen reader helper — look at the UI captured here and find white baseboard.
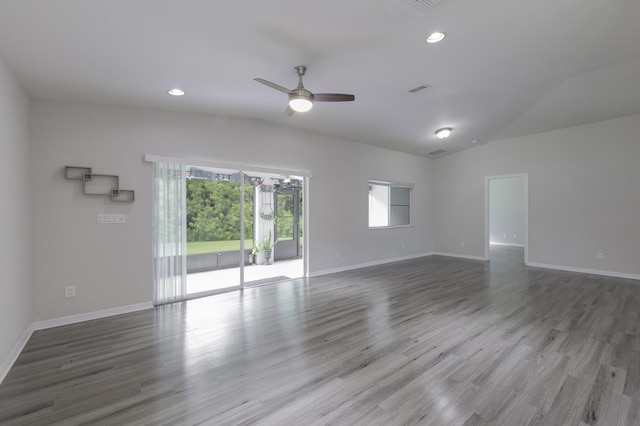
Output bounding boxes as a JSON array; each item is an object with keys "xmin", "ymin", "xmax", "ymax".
[
  {"xmin": 1, "ymin": 302, "xmax": 154, "ymax": 385},
  {"xmin": 431, "ymin": 252, "xmax": 489, "ymax": 261},
  {"xmin": 0, "ymin": 324, "xmax": 35, "ymax": 384},
  {"xmin": 309, "ymin": 252, "xmax": 434, "ymax": 277},
  {"xmin": 32, "ymin": 302, "xmax": 154, "ymax": 331},
  {"xmin": 526, "ymin": 262, "xmax": 640, "ymax": 281}
]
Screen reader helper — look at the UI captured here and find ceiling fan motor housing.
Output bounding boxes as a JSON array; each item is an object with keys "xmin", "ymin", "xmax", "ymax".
[{"xmin": 289, "ymin": 89, "xmax": 313, "ymax": 102}]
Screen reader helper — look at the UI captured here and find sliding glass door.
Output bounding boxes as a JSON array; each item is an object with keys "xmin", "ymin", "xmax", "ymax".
[
  {"xmin": 185, "ymin": 165, "xmax": 246, "ymax": 296},
  {"xmin": 274, "ymin": 188, "xmax": 301, "ymax": 261},
  {"xmin": 151, "ymin": 156, "xmax": 306, "ymax": 303},
  {"xmin": 244, "ymin": 174, "xmax": 303, "ymax": 287}
]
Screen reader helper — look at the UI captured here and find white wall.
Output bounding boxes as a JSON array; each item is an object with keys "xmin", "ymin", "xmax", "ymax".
[
  {"xmin": 489, "ymin": 177, "xmax": 524, "ymax": 246},
  {"xmin": 0, "ymin": 58, "xmax": 31, "ymax": 373},
  {"xmin": 434, "ymin": 113, "xmax": 640, "ymax": 277},
  {"xmin": 29, "ymin": 100, "xmax": 434, "ymax": 321}
]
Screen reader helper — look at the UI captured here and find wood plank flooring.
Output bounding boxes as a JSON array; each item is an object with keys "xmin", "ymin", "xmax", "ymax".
[{"xmin": 2, "ymin": 246, "xmax": 640, "ymax": 425}]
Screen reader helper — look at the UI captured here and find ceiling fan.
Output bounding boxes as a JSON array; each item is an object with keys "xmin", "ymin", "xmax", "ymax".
[{"xmin": 254, "ymin": 65, "xmax": 355, "ymax": 115}]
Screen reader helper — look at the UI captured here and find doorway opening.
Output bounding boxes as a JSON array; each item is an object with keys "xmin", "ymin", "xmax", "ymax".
[{"xmin": 485, "ymin": 174, "xmax": 529, "ymax": 264}]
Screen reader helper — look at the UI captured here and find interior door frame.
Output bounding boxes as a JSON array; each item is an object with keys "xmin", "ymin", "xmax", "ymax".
[{"xmin": 484, "ymin": 173, "xmax": 529, "ymax": 264}]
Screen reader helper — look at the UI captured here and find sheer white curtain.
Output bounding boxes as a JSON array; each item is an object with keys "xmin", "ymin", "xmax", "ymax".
[{"xmin": 153, "ymin": 162, "xmax": 187, "ymax": 305}]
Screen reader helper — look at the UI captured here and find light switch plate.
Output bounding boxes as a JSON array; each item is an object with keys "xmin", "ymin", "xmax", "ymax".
[{"xmin": 97, "ymin": 214, "xmax": 126, "ymax": 224}]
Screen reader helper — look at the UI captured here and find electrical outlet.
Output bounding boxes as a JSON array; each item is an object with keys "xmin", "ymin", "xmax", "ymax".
[
  {"xmin": 335, "ymin": 250, "xmax": 341, "ymax": 258},
  {"xmin": 596, "ymin": 252, "xmax": 604, "ymax": 261},
  {"xmin": 402, "ymin": 241, "xmax": 406, "ymax": 249},
  {"xmin": 460, "ymin": 242, "xmax": 465, "ymax": 248},
  {"xmin": 64, "ymin": 285, "xmax": 76, "ymax": 298}
]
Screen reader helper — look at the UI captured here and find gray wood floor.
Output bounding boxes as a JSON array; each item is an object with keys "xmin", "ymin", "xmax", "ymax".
[{"xmin": 2, "ymin": 246, "xmax": 640, "ymax": 425}]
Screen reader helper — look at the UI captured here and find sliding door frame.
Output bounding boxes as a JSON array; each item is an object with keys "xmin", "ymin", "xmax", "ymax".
[{"xmin": 146, "ymin": 154, "xmax": 311, "ymax": 294}]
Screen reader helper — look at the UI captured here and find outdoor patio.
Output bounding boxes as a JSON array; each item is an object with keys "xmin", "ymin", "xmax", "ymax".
[{"xmin": 186, "ymin": 258, "xmax": 303, "ymax": 295}]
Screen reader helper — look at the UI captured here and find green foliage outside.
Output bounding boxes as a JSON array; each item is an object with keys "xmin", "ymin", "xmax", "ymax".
[
  {"xmin": 186, "ymin": 179, "xmax": 303, "ymax": 254},
  {"xmin": 276, "ymin": 192, "xmax": 294, "ymax": 241},
  {"xmin": 275, "ymin": 189, "xmax": 303, "ymax": 241},
  {"xmin": 186, "ymin": 180, "xmax": 254, "ymax": 251}
]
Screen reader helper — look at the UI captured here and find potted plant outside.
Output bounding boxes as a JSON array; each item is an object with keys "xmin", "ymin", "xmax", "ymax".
[
  {"xmin": 250, "ymin": 240, "xmax": 260, "ymax": 264},
  {"xmin": 259, "ymin": 230, "xmax": 274, "ymax": 264}
]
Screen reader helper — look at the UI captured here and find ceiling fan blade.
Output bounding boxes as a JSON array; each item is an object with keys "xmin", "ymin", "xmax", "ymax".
[
  {"xmin": 254, "ymin": 78, "xmax": 291, "ymax": 94},
  {"xmin": 285, "ymin": 105, "xmax": 296, "ymax": 116},
  {"xmin": 314, "ymin": 93, "xmax": 355, "ymax": 102}
]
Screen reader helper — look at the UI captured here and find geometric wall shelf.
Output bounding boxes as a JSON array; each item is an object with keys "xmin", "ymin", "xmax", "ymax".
[{"xmin": 65, "ymin": 166, "xmax": 135, "ymax": 202}]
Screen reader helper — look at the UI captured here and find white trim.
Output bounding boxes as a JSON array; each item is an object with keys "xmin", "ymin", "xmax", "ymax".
[
  {"xmin": 526, "ymin": 262, "xmax": 640, "ymax": 281},
  {"xmin": 309, "ymin": 252, "xmax": 640, "ymax": 282},
  {"xmin": 369, "ymin": 179, "xmax": 414, "ymax": 188},
  {"xmin": 485, "ymin": 173, "xmax": 529, "ymax": 263},
  {"xmin": 369, "ymin": 225, "xmax": 413, "ymax": 230},
  {"xmin": 0, "ymin": 324, "xmax": 34, "ymax": 384},
  {"xmin": 239, "ymin": 174, "xmax": 245, "ymax": 286},
  {"xmin": 2, "ymin": 302, "xmax": 153, "ymax": 384},
  {"xmin": 490, "ymin": 242, "xmax": 525, "ymax": 247},
  {"xmin": 32, "ymin": 302, "xmax": 153, "ymax": 331},
  {"xmin": 431, "ymin": 252, "xmax": 489, "ymax": 261},
  {"xmin": 303, "ymin": 176, "xmax": 310, "ymax": 278},
  {"xmin": 309, "ymin": 252, "xmax": 434, "ymax": 277},
  {"xmin": 144, "ymin": 154, "xmax": 312, "ymax": 178}
]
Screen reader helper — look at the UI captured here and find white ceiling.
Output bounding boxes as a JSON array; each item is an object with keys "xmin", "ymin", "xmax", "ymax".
[{"xmin": 1, "ymin": 0, "xmax": 639, "ymax": 157}]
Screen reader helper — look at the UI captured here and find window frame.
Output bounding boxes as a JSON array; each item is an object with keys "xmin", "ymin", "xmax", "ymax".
[{"xmin": 368, "ymin": 179, "xmax": 413, "ymax": 229}]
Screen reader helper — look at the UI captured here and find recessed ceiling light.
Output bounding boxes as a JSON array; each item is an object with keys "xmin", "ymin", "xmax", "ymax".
[
  {"xmin": 435, "ymin": 127, "xmax": 452, "ymax": 139},
  {"xmin": 167, "ymin": 88, "xmax": 185, "ymax": 96},
  {"xmin": 426, "ymin": 32, "xmax": 446, "ymax": 44}
]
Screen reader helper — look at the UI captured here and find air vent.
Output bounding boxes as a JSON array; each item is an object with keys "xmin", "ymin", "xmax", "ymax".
[
  {"xmin": 408, "ymin": 84, "xmax": 431, "ymax": 93},
  {"xmin": 429, "ymin": 149, "xmax": 446, "ymax": 156},
  {"xmin": 403, "ymin": 0, "xmax": 446, "ymax": 12}
]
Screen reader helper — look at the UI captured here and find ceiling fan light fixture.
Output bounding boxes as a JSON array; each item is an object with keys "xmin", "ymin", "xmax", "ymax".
[
  {"xmin": 436, "ymin": 127, "xmax": 452, "ymax": 139},
  {"xmin": 289, "ymin": 92, "xmax": 314, "ymax": 112},
  {"xmin": 256, "ymin": 66, "xmax": 353, "ymax": 115},
  {"xmin": 426, "ymin": 32, "xmax": 446, "ymax": 44}
]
